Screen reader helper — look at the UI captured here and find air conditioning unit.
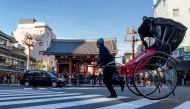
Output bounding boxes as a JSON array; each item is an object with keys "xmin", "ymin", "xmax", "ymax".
[{"xmin": 184, "ymin": 46, "xmax": 190, "ymax": 52}]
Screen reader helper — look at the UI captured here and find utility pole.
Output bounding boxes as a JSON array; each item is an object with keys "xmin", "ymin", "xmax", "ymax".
[
  {"xmin": 124, "ymin": 26, "xmax": 139, "ymax": 59},
  {"xmin": 22, "ymin": 33, "xmax": 36, "ymax": 70}
]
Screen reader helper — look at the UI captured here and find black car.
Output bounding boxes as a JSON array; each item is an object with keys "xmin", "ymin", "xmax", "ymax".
[{"xmin": 20, "ymin": 70, "xmax": 66, "ymax": 87}]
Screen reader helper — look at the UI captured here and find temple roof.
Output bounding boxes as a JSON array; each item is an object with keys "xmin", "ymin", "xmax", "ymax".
[
  {"xmin": 12, "ymin": 46, "xmax": 27, "ymax": 56},
  {"xmin": 0, "ymin": 31, "xmax": 17, "ymax": 43},
  {"xmin": 44, "ymin": 38, "xmax": 118, "ymax": 55}
]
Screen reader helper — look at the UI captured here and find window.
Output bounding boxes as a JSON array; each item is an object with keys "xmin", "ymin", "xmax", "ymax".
[
  {"xmin": 24, "ymin": 71, "xmax": 32, "ymax": 76},
  {"xmin": 32, "ymin": 72, "xmax": 41, "ymax": 76},
  {"xmin": 41, "ymin": 72, "xmax": 48, "ymax": 77},
  {"xmin": 46, "ymin": 33, "xmax": 49, "ymax": 38},
  {"xmin": 163, "ymin": 0, "xmax": 166, "ymax": 6},
  {"xmin": 39, "ymin": 51, "xmax": 43, "ymax": 55},
  {"xmin": 50, "ymin": 36, "xmax": 52, "ymax": 40},
  {"xmin": 22, "ymin": 32, "xmax": 25, "ymax": 35},
  {"xmin": 0, "ymin": 56, "xmax": 5, "ymax": 64},
  {"xmin": 173, "ymin": 9, "xmax": 179, "ymax": 16},
  {"xmin": 20, "ymin": 61, "xmax": 24, "ymax": 67},
  {"xmin": 39, "ymin": 42, "xmax": 43, "ymax": 46},
  {"xmin": 46, "ymin": 41, "xmax": 48, "ymax": 46},
  {"xmin": 37, "ymin": 31, "xmax": 41, "ymax": 36}
]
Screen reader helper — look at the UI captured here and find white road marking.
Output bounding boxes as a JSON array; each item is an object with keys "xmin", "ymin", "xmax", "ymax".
[
  {"xmin": 0, "ymin": 94, "xmax": 102, "ymax": 106},
  {"xmin": 0, "ymin": 93, "xmax": 81, "ymax": 101},
  {"xmin": 12, "ymin": 96, "xmax": 128, "ymax": 109},
  {"xmin": 52, "ymin": 88, "xmax": 60, "ymax": 89},
  {"xmin": 173, "ymin": 101, "xmax": 190, "ymax": 109},
  {"xmin": 24, "ymin": 88, "xmax": 32, "ymax": 90},
  {"xmin": 63, "ymin": 87, "xmax": 100, "ymax": 89},
  {"xmin": 38, "ymin": 88, "xmax": 48, "ymax": 90},
  {"xmin": 0, "ymin": 92, "xmax": 66, "ymax": 97},
  {"xmin": 96, "ymin": 98, "xmax": 160, "ymax": 109}
]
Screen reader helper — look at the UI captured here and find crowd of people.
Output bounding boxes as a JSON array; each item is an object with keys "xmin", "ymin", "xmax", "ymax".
[
  {"xmin": 54, "ymin": 72, "xmax": 104, "ymax": 86},
  {"xmin": 177, "ymin": 72, "xmax": 190, "ymax": 86},
  {"xmin": 0, "ymin": 73, "xmax": 21, "ymax": 85},
  {"xmin": 54, "ymin": 72, "xmax": 125, "ymax": 86}
]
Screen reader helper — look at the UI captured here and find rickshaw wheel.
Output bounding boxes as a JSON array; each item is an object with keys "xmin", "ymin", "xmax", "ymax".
[
  {"xmin": 133, "ymin": 55, "xmax": 177, "ymax": 100},
  {"xmin": 126, "ymin": 75, "xmax": 141, "ymax": 96}
]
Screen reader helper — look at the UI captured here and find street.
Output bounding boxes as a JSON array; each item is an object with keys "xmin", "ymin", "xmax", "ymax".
[{"xmin": 0, "ymin": 85, "xmax": 189, "ymax": 109}]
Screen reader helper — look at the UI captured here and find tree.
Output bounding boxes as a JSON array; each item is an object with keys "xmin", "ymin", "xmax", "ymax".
[
  {"xmin": 46, "ymin": 61, "xmax": 52, "ymax": 72},
  {"xmin": 32, "ymin": 60, "xmax": 52, "ymax": 72},
  {"xmin": 32, "ymin": 60, "xmax": 43, "ymax": 70}
]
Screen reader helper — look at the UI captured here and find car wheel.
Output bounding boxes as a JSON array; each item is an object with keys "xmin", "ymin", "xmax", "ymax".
[
  {"xmin": 64, "ymin": 81, "xmax": 67, "ymax": 85},
  {"xmin": 33, "ymin": 85, "xmax": 37, "ymax": 88},
  {"xmin": 58, "ymin": 85, "xmax": 63, "ymax": 87},
  {"xmin": 24, "ymin": 81, "xmax": 30, "ymax": 87},
  {"xmin": 52, "ymin": 81, "xmax": 57, "ymax": 88}
]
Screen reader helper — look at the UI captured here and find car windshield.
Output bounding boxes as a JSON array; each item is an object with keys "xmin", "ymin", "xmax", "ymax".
[{"xmin": 47, "ymin": 72, "xmax": 56, "ymax": 78}]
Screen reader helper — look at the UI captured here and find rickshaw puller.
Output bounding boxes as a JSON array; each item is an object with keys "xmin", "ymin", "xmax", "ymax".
[{"xmin": 96, "ymin": 38, "xmax": 124, "ymax": 98}]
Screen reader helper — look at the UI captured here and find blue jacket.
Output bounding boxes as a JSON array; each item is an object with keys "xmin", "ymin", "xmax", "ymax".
[{"xmin": 97, "ymin": 46, "xmax": 114, "ymax": 65}]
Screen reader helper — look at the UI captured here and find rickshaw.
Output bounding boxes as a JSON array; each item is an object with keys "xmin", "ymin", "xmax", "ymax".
[
  {"xmin": 121, "ymin": 17, "xmax": 187, "ymax": 100},
  {"xmin": 91, "ymin": 17, "xmax": 187, "ymax": 100}
]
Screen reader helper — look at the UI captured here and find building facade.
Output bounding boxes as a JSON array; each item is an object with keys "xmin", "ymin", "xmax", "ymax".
[
  {"xmin": 43, "ymin": 38, "xmax": 118, "ymax": 75},
  {"xmin": 0, "ymin": 30, "xmax": 34, "ymax": 76},
  {"xmin": 153, "ymin": 0, "xmax": 190, "ymax": 78},
  {"xmin": 153, "ymin": 0, "xmax": 190, "ymax": 48},
  {"xmin": 13, "ymin": 18, "xmax": 56, "ymax": 71}
]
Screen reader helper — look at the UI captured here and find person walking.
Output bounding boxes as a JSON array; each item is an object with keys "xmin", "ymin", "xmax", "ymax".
[
  {"xmin": 91, "ymin": 73, "xmax": 96, "ymax": 86},
  {"xmin": 183, "ymin": 73, "xmax": 187, "ymax": 86},
  {"xmin": 0, "ymin": 75, "xmax": 3, "ymax": 84},
  {"xmin": 98, "ymin": 72, "xmax": 103, "ymax": 86},
  {"xmin": 6, "ymin": 74, "xmax": 11, "ymax": 86},
  {"xmin": 96, "ymin": 38, "xmax": 124, "ymax": 98}
]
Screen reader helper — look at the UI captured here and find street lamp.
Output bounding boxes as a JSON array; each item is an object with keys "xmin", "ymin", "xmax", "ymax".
[
  {"xmin": 124, "ymin": 26, "xmax": 140, "ymax": 59},
  {"xmin": 22, "ymin": 33, "xmax": 36, "ymax": 70}
]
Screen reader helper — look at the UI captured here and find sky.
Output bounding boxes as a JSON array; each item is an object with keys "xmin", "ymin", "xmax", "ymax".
[{"xmin": 0, "ymin": 0, "xmax": 154, "ymax": 62}]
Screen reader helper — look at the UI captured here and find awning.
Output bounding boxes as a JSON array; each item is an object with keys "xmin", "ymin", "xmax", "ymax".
[{"xmin": 0, "ymin": 68, "xmax": 24, "ymax": 73}]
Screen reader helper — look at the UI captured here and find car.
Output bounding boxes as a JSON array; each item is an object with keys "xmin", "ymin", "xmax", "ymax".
[{"xmin": 20, "ymin": 70, "xmax": 66, "ymax": 87}]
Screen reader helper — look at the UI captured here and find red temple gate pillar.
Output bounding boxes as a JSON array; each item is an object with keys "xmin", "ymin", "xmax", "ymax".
[
  {"xmin": 90, "ymin": 55, "xmax": 95, "ymax": 73},
  {"xmin": 68, "ymin": 56, "xmax": 73, "ymax": 75},
  {"xmin": 57, "ymin": 59, "xmax": 60, "ymax": 73}
]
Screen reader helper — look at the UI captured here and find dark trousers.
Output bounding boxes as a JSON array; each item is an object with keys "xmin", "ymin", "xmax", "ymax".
[
  {"xmin": 184, "ymin": 78, "xmax": 186, "ymax": 85},
  {"xmin": 103, "ymin": 65, "xmax": 122, "ymax": 95}
]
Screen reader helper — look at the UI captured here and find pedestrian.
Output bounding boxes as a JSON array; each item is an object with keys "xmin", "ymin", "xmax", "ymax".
[
  {"xmin": 96, "ymin": 38, "xmax": 124, "ymax": 98},
  {"xmin": 17, "ymin": 76, "xmax": 20, "ymax": 84},
  {"xmin": 6, "ymin": 74, "xmax": 11, "ymax": 86},
  {"xmin": 0, "ymin": 74, "xmax": 3, "ymax": 84},
  {"xmin": 183, "ymin": 73, "xmax": 187, "ymax": 86},
  {"xmin": 98, "ymin": 72, "xmax": 103, "ymax": 86},
  {"xmin": 91, "ymin": 73, "xmax": 96, "ymax": 86},
  {"xmin": 4, "ymin": 75, "xmax": 7, "ymax": 84},
  {"xmin": 178, "ymin": 73, "xmax": 182, "ymax": 86}
]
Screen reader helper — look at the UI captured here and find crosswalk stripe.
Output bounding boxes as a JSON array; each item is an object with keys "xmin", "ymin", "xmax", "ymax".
[
  {"xmin": 0, "ymin": 93, "xmax": 81, "ymax": 101},
  {"xmin": 63, "ymin": 87, "xmax": 100, "ymax": 89},
  {"xmin": 0, "ymin": 94, "xmax": 102, "ymax": 106},
  {"xmin": 24, "ymin": 88, "xmax": 32, "ymax": 90},
  {"xmin": 0, "ymin": 92, "xmax": 66, "ymax": 97},
  {"xmin": 96, "ymin": 98, "xmax": 160, "ymax": 109},
  {"xmin": 12, "ymin": 96, "xmax": 128, "ymax": 109},
  {"xmin": 38, "ymin": 88, "xmax": 47, "ymax": 90},
  {"xmin": 0, "ymin": 89, "xmax": 31, "ymax": 92},
  {"xmin": 0, "ymin": 90, "xmax": 54, "ymax": 94},
  {"xmin": 0, "ymin": 89, "xmax": 188, "ymax": 109},
  {"xmin": 173, "ymin": 101, "xmax": 190, "ymax": 109},
  {"xmin": 52, "ymin": 88, "xmax": 60, "ymax": 89}
]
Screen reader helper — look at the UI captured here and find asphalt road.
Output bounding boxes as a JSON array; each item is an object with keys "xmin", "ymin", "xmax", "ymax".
[{"xmin": 0, "ymin": 85, "xmax": 189, "ymax": 109}]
